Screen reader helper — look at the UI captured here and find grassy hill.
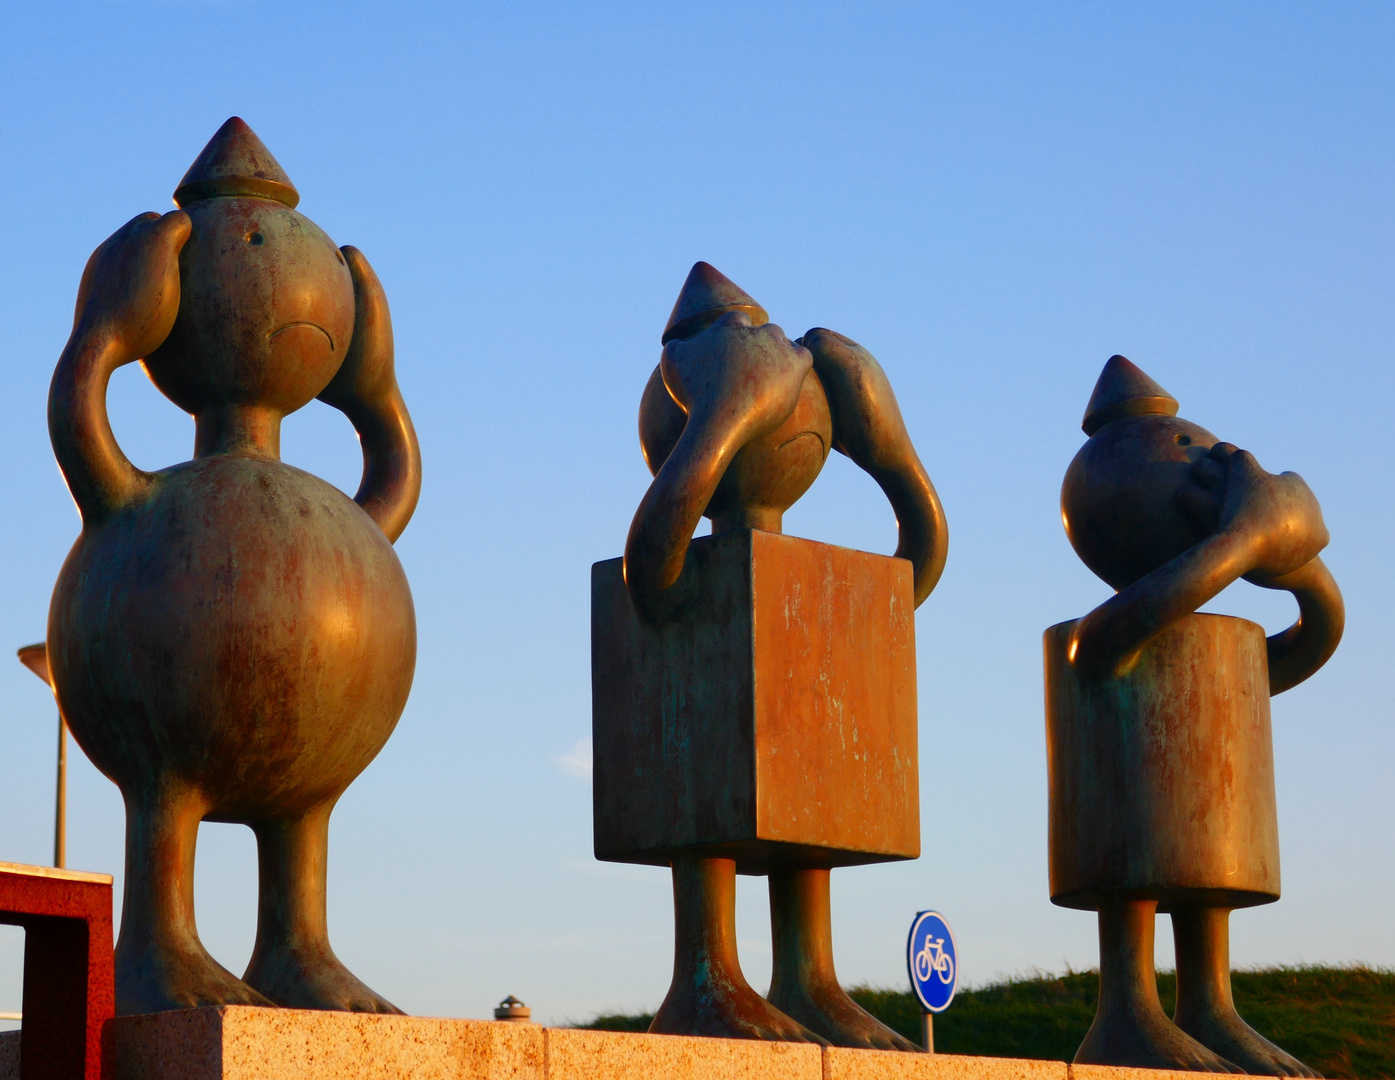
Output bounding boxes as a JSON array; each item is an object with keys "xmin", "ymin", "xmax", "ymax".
[{"xmin": 579, "ymin": 966, "xmax": 1395, "ymax": 1079}]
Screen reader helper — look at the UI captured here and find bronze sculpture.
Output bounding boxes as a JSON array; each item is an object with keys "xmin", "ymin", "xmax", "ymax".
[
  {"xmin": 1045, "ymin": 356, "xmax": 1342, "ymax": 1074},
  {"xmin": 46, "ymin": 118, "xmax": 420, "ymax": 1016},
  {"xmin": 593, "ymin": 263, "xmax": 947, "ymax": 1048}
]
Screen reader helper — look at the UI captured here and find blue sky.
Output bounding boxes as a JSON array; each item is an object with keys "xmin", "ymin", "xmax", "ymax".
[{"xmin": 1, "ymin": 2, "xmax": 1391, "ymax": 1025}]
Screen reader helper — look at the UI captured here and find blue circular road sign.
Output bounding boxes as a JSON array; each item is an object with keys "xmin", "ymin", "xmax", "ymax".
[{"xmin": 906, "ymin": 910, "xmax": 958, "ymax": 1013}]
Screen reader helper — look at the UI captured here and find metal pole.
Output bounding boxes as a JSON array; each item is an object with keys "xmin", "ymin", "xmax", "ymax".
[
  {"xmin": 54, "ymin": 713, "xmax": 67, "ymax": 869},
  {"xmin": 17, "ymin": 643, "xmax": 66, "ymax": 869},
  {"xmin": 921, "ymin": 1010, "xmax": 933, "ymax": 1053}
]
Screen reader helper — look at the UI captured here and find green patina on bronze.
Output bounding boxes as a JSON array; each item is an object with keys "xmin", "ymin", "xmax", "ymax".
[
  {"xmin": 45, "ymin": 118, "xmax": 420, "ymax": 1016},
  {"xmin": 1046, "ymin": 355, "xmax": 1343, "ymax": 1074}
]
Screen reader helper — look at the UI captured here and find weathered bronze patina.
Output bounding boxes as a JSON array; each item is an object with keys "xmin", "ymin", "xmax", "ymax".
[
  {"xmin": 1046, "ymin": 356, "xmax": 1342, "ymax": 1074},
  {"xmin": 46, "ymin": 118, "xmax": 420, "ymax": 1016},
  {"xmin": 593, "ymin": 263, "xmax": 947, "ymax": 1047}
]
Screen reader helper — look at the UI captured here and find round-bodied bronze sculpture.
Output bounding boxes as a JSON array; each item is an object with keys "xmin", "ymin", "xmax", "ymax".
[
  {"xmin": 46, "ymin": 118, "xmax": 421, "ymax": 1016},
  {"xmin": 593, "ymin": 263, "xmax": 947, "ymax": 1048},
  {"xmin": 1045, "ymin": 356, "xmax": 1342, "ymax": 1074}
]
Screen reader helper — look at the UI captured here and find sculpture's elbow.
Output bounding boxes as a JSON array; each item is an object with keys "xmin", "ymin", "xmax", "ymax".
[
  {"xmin": 353, "ymin": 390, "xmax": 421, "ymax": 544},
  {"xmin": 1267, "ymin": 557, "xmax": 1344, "ymax": 694},
  {"xmin": 48, "ymin": 337, "xmax": 144, "ymax": 525}
]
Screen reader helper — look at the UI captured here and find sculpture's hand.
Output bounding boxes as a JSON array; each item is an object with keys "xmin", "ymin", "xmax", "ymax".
[
  {"xmin": 1190, "ymin": 443, "xmax": 1329, "ymax": 579},
  {"xmin": 317, "ymin": 247, "xmax": 421, "ymax": 543},
  {"xmin": 1078, "ymin": 441, "xmax": 1334, "ymax": 681},
  {"xmin": 800, "ymin": 328, "xmax": 948, "ymax": 606},
  {"xmin": 1181, "ymin": 443, "xmax": 1342, "ymax": 692},
  {"xmin": 660, "ymin": 311, "xmax": 810, "ymax": 452},
  {"xmin": 51, "ymin": 211, "xmax": 190, "ymax": 524},
  {"xmin": 71, "ymin": 211, "xmax": 190, "ymax": 360},
  {"xmin": 625, "ymin": 314, "xmax": 810, "ymax": 620}
]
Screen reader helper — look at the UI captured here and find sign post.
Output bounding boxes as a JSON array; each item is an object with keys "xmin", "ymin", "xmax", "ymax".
[{"xmin": 907, "ymin": 910, "xmax": 958, "ymax": 1053}]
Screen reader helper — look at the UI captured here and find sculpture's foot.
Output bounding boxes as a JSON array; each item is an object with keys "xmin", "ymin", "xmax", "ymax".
[
  {"xmin": 1179, "ymin": 1006, "xmax": 1318, "ymax": 1077},
  {"xmin": 244, "ymin": 943, "xmax": 402, "ymax": 1013},
  {"xmin": 245, "ymin": 807, "xmax": 399, "ymax": 1012},
  {"xmin": 649, "ymin": 979, "xmax": 824, "ymax": 1042},
  {"xmin": 1075, "ymin": 1006, "xmax": 1241, "ymax": 1072},
  {"xmin": 766, "ymin": 866, "xmax": 918, "ymax": 1050},
  {"xmin": 116, "ymin": 939, "xmax": 272, "ymax": 1016},
  {"xmin": 769, "ymin": 980, "xmax": 918, "ymax": 1050},
  {"xmin": 1170, "ymin": 907, "xmax": 1316, "ymax": 1076}
]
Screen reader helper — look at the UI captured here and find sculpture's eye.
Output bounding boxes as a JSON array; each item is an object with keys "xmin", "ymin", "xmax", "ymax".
[
  {"xmin": 1174, "ymin": 433, "xmax": 1192, "ymax": 446},
  {"xmin": 245, "ymin": 231, "xmax": 264, "ymax": 246}
]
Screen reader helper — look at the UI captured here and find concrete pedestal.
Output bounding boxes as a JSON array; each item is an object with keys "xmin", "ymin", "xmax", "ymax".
[{"xmin": 0, "ymin": 1013, "xmax": 1244, "ymax": 1080}]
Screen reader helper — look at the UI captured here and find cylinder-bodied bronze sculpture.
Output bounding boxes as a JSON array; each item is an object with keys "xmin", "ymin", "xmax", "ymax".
[
  {"xmin": 46, "ymin": 118, "xmax": 421, "ymax": 1016},
  {"xmin": 593, "ymin": 263, "xmax": 947, "ymax": 1047},
  {"xmin": 1046, "ymin": 355, "xmax": 1342, "ymax": 1074}
]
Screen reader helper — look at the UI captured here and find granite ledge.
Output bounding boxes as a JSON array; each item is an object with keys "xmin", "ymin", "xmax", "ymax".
[{"xmin": 0, "ymin": 1011, "xmax": 1281, "ymax": 1080}]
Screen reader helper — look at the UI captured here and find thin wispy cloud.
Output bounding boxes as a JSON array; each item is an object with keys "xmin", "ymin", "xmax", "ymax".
[{"xmin": 553, "ymin": 737, "xmax": 592, "ymax": 780}]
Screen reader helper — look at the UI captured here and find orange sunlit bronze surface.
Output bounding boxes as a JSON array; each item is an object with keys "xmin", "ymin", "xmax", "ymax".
[
  {"xmin": 44, "ymin": 118, "xmax": 420, "ymax": 1016},
  {"xmin": 593, "ymin": 263, "xmax": 947, "ymax": 1049},
  {"xmin": 1045, "ymin": 356, "xmax": 1341, "ymax": 1076}
]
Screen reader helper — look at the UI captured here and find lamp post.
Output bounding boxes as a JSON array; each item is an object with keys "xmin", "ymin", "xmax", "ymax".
[{"xmin": 16, "ymin": 643, "xmax": 65, "ymax": 869}]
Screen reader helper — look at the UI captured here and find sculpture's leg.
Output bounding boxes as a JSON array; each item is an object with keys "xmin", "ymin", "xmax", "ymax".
[
  {"xmin": 243, "ymin": 802, "xmax": 402, "ymax": 1013},
  {"xmin": 767, "ymin": 867, "xmax": 919, "ymax": 1050},
  {"xmin": 650, "ymin": 854, "xmax": 823, "ymax": 1042},
  {"xmin": 1074, "ymin": 897, "xmax": 1238, "ymax": 1072},
  {"xmin": 1172, "ymin": 905, "xmax": 1318, "ymax": 1077},
  {"xmin": 116, "ymin": 786, "xmax": 270, "ymax": 1014}
]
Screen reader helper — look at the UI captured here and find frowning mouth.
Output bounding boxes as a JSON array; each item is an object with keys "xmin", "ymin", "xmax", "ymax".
[
  {"xmin": 777, "ymin": 431, "xmax": 827, "ymax": 455},
  {"xmin": 269, "ymin": 322, "xmax": 335, "ymax": 352}
]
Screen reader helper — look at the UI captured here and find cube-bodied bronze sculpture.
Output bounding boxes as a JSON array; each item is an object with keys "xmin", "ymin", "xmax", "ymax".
[
  {"xmin": 1046, "ymin": 356, "xmax": 1342, "ymax": 1073},
  {"xmin": 46, "ymin": 118, "xmax": 420, "ymax": 1015},
  {"xmin": 593, "ymin": 263, "xmax": 948, "ymax": 1047}
]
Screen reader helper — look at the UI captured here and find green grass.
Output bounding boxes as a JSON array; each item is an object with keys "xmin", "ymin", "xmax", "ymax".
[{"xmin": 577, "ymin": 966, "xmax": 1395, "ymax": 1079}]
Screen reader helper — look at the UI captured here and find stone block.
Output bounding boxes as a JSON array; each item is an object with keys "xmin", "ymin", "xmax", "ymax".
[
  {"xmin": 825, "ymin": 1049, "xmax": 1069, "ymax": 1080},
  {"xmin": 106, "ymin": 1006, "xmax": 543, "ymax": 1080},
  {"xmin": 1069, "ymin": 1067, "xmax": 1209, "ymax": 1080},
  {"xmin": 545, "ymin": 1027, "xmax": 820, "ymax": 1080},
  {"xmin": 592, "ymin": 529, "xmax": 919, "ymax": 873},
  {"xmin": 0, "ymin": 1012, "xmax": 1254, "ymax": 1080}
]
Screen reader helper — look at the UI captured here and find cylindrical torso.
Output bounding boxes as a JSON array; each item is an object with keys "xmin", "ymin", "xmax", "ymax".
[{"xmin": 1044, "ymin": 613, "xmax": 1279, "ymax": 910}]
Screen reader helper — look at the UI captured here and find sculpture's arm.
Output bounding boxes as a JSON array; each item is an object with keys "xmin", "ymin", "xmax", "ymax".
[
  {"xmin": 317, "ymin": 247, "xmax": 421, "ymax": 544},
  {"xmin": 1069, "ymin": 528, "xmax": 1256, "ymax": 678},
  {"xmin": 49, "ymin": 211, "xmax": 190, "ymax": 525},
  {"xmin": 1247, "ymin": 555, "xmax": 1344, "ymax": 694},
  {"xmin": 800, "ymin": 328, "xmax": 948, "ymax": 607},
  {"xmin": 624, "ymin": 312, "xmax": 811, "ymax": 621},
  {"xmin": 1071, "ymin": 445, "xmax": 1331, "ymax": 679}
]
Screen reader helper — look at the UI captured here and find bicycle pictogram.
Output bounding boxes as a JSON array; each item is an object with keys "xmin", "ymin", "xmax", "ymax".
[{"xmin": 913, "ymin": 934, "xmax": 955, "ymax": 985}]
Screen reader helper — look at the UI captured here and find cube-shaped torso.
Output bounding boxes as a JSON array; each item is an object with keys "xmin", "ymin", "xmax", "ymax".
[{"xmin": 592, "ymin": 530, "xmax": 919, "ymax": 873}]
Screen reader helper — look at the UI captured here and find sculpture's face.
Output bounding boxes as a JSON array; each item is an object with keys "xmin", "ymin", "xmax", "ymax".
[
  {"xmin": 145, "ymin": 196, "xmax": 355, "ymax": 417},
  {"xmin": 638, "ymin": 363, "xmax": 832, "ymax": 526},
  {"xmin": 704, "ymin": 367, "xmax": 831, "ymax": 524},
  {"xmin": 1062, "ymin": 413, "xmax": 1219, "ymax": 590}
]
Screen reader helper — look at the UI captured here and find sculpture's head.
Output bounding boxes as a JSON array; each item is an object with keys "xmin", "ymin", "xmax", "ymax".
[
  {"xmin": 144, "ymin": 118, "xmax": 354, "ymax": 418},
  {"xmin": 1062, "ymin": 356, "xmax": 1220, "ymax": 590},
  {"xmin": 638, "ymin": 262, "xmax": 832, "ymax": 531}
]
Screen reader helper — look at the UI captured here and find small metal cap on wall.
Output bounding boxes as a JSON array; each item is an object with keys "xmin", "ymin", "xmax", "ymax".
[{"xmin": 494, "ymin": 995, "xmax": 531, "ymax": 1022}]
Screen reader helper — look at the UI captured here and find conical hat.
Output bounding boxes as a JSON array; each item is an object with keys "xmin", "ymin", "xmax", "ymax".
[
  {"xmin": 1082, "ymin": 355, "xmax": 1179, "ymax": 435},
  {"xmin": 173, "ymin": 117, "xmax": 300, "ymax": 209},
  {"xmin": 661, "ymin": 262, "xmax": 768, "ymax": 344}
]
